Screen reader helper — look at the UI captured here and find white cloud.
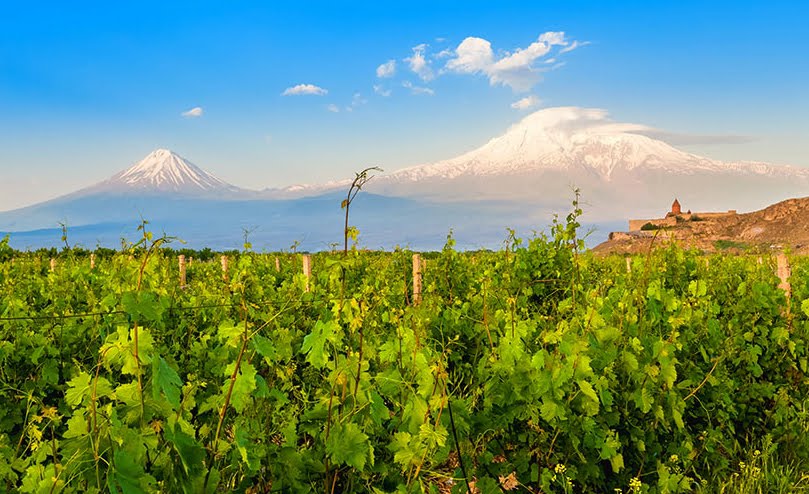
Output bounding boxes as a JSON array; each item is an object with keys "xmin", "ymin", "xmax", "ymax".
[
  {"xmin": 373, "ymin": 84, "xmax": 392, "ymax": 97},
  {"xmin": 181, "ymin": 106, "xmax": 203, "ymax": 118},
  {"xmin": 376, "ymin": 59, "xmax": 396, "ymax": 78},
  {"xmin": 445, "ymin": 32, "xmax": 582, "ymax": 92},
  {"xmin": 326, "ymin": 104, "xmax": 340, "ymax": 113},
  {"xmin": 539, "ymin": 31, "xmax": 568, "ymax": 46},
  {"xmin": 282, "ymin": 84, "xmax": 328, "ymax": 96},
  {"xmin": 511, "ymin": 95, "xmax": 541, "ymax": 110},
  {"xmin": 405, "ymin": 44, "xmax": 434, "ymax": 81},
  {"xmin": 445, "ymin": 37, "xmax": 494, "ymax": 74},
  {"xmin": 402, "ymin": 80, "xmax": 434, "ymax": 96}
]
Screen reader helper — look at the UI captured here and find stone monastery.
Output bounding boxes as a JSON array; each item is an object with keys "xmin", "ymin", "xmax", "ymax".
[{"xmin": 628, "ymin": 199, "xmax": 737, "ymax": 231}]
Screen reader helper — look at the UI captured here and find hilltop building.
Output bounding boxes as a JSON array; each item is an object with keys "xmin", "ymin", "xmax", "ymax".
[{"xmin": 627, "ymin": 199, "xmax": 737, "ymax": 231}]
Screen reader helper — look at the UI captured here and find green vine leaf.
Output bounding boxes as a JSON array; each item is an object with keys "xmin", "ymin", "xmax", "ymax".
[
  {"xmin": 326, "ymin": 422, "xmax": 374, "ymax": 472},
  {"xmin": 152, "ymin": 356, "xmax": 182, "ymax": 408}
]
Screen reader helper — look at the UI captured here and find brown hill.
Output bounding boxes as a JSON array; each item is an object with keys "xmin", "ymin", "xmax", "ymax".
[{"xmin": 594, "ymin": 197, "xmax": 809, "ymax": 255}]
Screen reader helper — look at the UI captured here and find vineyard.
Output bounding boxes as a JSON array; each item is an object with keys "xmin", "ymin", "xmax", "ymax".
[{"xmin": 0, "ymin": 213, "xmax": 808, "ymax": 493}]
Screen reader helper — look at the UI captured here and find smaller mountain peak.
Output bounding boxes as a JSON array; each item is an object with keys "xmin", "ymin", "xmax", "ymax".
[{"xmin": 98, "ymin": 149, "xmax": 239, "ymax": 195}]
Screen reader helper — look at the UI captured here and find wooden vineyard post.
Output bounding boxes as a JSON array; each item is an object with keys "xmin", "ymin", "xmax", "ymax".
[
  {"xmin": 49, "ymin": 258, "xmax": 56, "ymax": 272},
  {"xmin": 221, "ymin": 255, "xmax": 229, "ymax": 282},
  {"xmin": 275, "ymin": 256, "xmax": 281, "ymax": 272},
  {"xmin": 178, "ymin": 255, "xmax": 187, "ymax": 288},
  {"xmin": 625, "ymin": 257, "xmax": 632, "ymax": 274},
  {"xmin": 412, "ymin": 254, "xmax": 422, "ymax": 305},
  {"xmin": 90, "ymin": 253, "xmax": 96, "ymax": 269},
  {"xmin": 776, "ymin": 253, "xmax": 791, "ymax": 299},
  {"xmin": 302, "ymin": 254, "xmax": 312, "ymax": 292}
]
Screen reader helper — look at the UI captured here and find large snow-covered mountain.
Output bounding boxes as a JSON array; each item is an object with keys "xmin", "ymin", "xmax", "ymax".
[
  {"xmin": 384, "ymin": 107, "xmax": 801, "ymax": 179},
  {"xmin": 278, "ymin": 107, "xmax": 809, "ymax": 218}
]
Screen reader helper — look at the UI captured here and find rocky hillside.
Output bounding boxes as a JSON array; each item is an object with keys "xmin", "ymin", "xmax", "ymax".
[{"xmin": 594, "ymin": 197, "xmax": 809, "ymax": 254}]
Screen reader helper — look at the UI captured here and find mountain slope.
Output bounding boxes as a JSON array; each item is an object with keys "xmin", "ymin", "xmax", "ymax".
[{"xmin": 595, "ymin": 197, "xmax": 809, "ymax": 254}]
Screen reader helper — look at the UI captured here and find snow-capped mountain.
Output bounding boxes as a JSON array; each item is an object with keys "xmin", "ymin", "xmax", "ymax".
[
  {"xmin": 276, "ymin": 107, "xmax": 809, "ymax": 218},
  {"xmin": 285, "ymin": 107, "xmax": 807, "ymax": 190},
  {"xmin": 81, "ymin": 148, "xmax": 244, "ymax": 196},
  {"xmin": 384, "ymin": 107, "xmax": 804, "ymax": 181}
]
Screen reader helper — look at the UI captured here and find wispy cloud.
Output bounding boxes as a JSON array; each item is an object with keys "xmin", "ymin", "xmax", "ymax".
[
  {"xmin": 559, "ymin": 40, "xmax": 590, "ymax": 54},
  {"xmin": 376, "ymin": 60, "xmax": 396, "ymax": 78},
  {"xmin": 351, "ymin": 92, "xmax": 367, "ymax": 107},
  {"xmin": 632, "ymin": 129, "xmax": 756, "ymax": 146},
  {"xmin": 444, "ymin": 32, "xmax": 583, "ymax": 92},
  {"xmin": 405, "ymin": 44, "xmax": 434, "ymax": 81},
  {"xmin": 344, "ymin": 93, "xmax": 368, "ymax": 112},
  {"xmin": 546, "ymin": 109, "xmax": 757, "ymax": 146},
  {"xmin": 403, "ymin": 80, "xmax": 434, "ymax": 96},
  {"xmin": 326, "ymin": 93, "xmax": 368, "ymax": 113},
  {"xmin": 282, "ymin": 84, "xmax": 328, "ymax": 96},
  {"xmin": 181, "ymin": 106, "xmax": 203, "ymax": 118},
  {"xmin": 511, "ymin": 95, "xmax": 541, "ymax": 110},
  {"xmin": 373, "ymin": 84, "xmax": 392, "ymax": 97}
]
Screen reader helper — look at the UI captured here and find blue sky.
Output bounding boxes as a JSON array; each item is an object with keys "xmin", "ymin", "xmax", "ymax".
[{"xmin": 1, "ymin": 0, "xmax": 807, "ymax": 210}]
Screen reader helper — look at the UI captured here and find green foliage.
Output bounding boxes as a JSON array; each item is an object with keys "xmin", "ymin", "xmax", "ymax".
[
  {"xmin": 0, "ymin": 208, "xmax": 807, "ymax": 493},
  {"xmin": 714, "ymin": 239, "xmax": 751, "ymax": 250},
  {"xmin": 641, "ymin": 222, "xmax": 661, "ymax": 230},
  {"xmin": 0, "ymin": 235, "xmax": 12, "ymax": 262}
]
